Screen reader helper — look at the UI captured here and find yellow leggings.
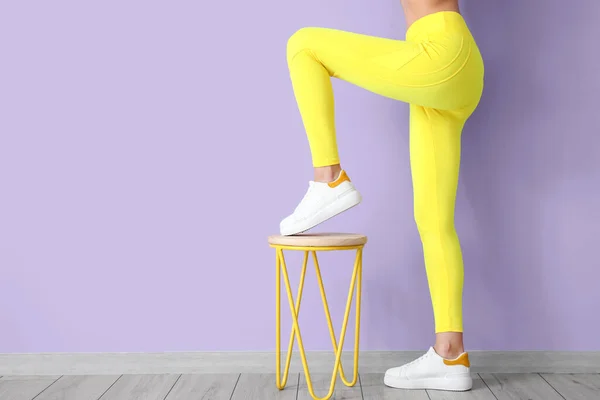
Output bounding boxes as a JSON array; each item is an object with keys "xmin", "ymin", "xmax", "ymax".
[{"xmin": 286, "ymin": 11, "xmax": 484, "ymax": 332}]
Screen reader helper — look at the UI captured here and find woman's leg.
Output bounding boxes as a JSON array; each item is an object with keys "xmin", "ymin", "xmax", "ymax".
[
  {"xmin": 383, "ymin": 105, "xmax": 474, "ymax": 391},
  {"xmin": 409, "ymin": 104, "xmax": 467, "ymax": 356},
  {"xmin": 281, "ymin": 27, "xmax": 440, "ymax": 236}
]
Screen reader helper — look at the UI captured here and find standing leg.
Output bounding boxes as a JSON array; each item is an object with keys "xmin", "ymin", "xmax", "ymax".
[
  {"xmin": 383, "ymin": 104, "xmax": 473, "ymax": 391},
  {"xmin": 409, "ymin": 105, "xmax": 465, "ymax": 338}
]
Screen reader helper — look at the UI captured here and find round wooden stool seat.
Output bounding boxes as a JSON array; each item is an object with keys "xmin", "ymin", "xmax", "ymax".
[{"xmin": 268, "ymin": 233, "xmax": 367, "ymax": 247}]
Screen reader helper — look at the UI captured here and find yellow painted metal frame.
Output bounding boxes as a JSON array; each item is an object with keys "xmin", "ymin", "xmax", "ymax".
[{"xmin": 271, "ymin": 244, "xmax": 363, "ymax": 400}]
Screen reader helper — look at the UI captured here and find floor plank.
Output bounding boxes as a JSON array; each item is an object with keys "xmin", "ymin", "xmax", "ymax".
[
  {"xmin": 99, "ymin": 374, "xmax": 180, "ymax": 400},
  {"xmin": 297, "ymin": 373, "xmax": 362, "ymax": 400},
  {"xmin": 166, "ymin": 374, "xmax": 240, "ymax": 400},
  {"xmin": 481, "ymin": 373, "xmax": 564, "ymax": 400},
  {"xmin": 33, "ymin": 375, "xmax": 120, "ymax": 400},
  {"xmin": 360, "ymin": 373, "xmax": 429, "ymax": 399},
  {"xmin": 0, "ymin": 376, "xmax": 61, "ymax": 400},
  {"xmin": 426, "ymin": 374, "xmax": 496, "ymax": 400},
  {"xmin": 0, "ymin": 373, "xmax": 595, "ymax": 400},
  {"xmin": 231, "ymin": 373, "xmax": 298, "ymax": 400},
  {"xmin": 541, "ymin": 373, "xmax": 600, "ymax": 400}
]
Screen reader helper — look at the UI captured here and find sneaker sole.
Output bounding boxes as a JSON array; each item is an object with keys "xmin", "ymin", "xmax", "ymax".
[
  {"xmin": 280, "ymin": 189, "xmax": 362, "ymax": 236},
  {"xmin": 383, "ymin": 374, "xmax": 473, "ymax": 391}
]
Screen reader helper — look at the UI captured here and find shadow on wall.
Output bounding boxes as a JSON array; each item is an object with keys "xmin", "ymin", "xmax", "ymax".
[{"xmin": 459, "ymin": 0, "xmax": 600, "ymax": 349}]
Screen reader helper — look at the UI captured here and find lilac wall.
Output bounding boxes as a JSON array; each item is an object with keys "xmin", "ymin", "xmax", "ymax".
[{"xmin": 1, "ymin": 0, "xmax": 599, "ymax": 353}]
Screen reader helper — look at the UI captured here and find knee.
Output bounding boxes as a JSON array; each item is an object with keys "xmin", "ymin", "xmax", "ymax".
[
  {"xmin": 287, "ymin": 27, "xmax": 319, "ymax": 65},
  {"xmin": 414, "ymin": 207, "xmax": 454, "ymax": 239}
]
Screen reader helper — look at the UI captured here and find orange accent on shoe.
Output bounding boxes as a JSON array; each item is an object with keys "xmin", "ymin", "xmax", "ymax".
[
  {"xmin": 443, "ymin": 353, "xmax": 470, "ymax": 368},
  {"xmin": 328, "ymin": 170, "xmax": 350, "ymax": 188}
]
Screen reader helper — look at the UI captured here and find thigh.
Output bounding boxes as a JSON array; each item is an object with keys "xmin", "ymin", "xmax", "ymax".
[
  {"xmin": 409, "ymin": 104, "xmax": 463, "ymax": 228},
  {"xmin": 288, "ymin": 27, "xmax": 435, "ymax": 105},
  {"xmin": 288, "ymin": 27, "xmax": 473, "ymax": 109}
]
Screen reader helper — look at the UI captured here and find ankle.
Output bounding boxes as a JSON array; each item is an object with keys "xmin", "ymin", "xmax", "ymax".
[
  {"xmin": 434, "ymin": 344, "xmax": 464, "ymax": 359},
  {"xmin": 314, "ymin": 164, "xmax": 342, "ymax": 183},
  {"xmin": 434, "ymin": 333, "xmax": 465, "ymax": 359}
]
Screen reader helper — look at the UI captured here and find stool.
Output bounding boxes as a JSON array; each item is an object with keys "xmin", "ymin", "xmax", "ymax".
[{"xmin": 268, "ymin": 233, "xmax": 367, "ymax": 400}]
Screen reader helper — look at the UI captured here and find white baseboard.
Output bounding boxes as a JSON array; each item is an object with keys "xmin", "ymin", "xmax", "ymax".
[{"xmin": 1, "ymin": 351, "xmax": 599, "ymax": 376}]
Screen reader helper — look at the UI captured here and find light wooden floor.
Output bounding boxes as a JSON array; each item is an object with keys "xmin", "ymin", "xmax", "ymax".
[{"xmin": 0, "ymin": 373, "xmax": 598, "ymax": 399}]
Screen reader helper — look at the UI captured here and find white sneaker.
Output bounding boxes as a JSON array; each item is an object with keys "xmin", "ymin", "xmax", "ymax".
[
  {"xmin": 279, "ymin": 170, "xmax": 361, "ymax": 236},
  {"xmin": 384, "ymin": 347, "xmax": 472, "ymax": 391}
]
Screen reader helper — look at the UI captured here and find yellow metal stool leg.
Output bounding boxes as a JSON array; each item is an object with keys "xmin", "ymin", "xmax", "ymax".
[
  {"xmin": 275, "ymin": 245, "xmax": 363, "ymax": 400},
  {"xmin": 276, "ymin": 250, "xmax": 309, "ymax": 389},
  {"xmin": 313, "ymin": 249, "xmax": 362, "ymax": 387}
]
